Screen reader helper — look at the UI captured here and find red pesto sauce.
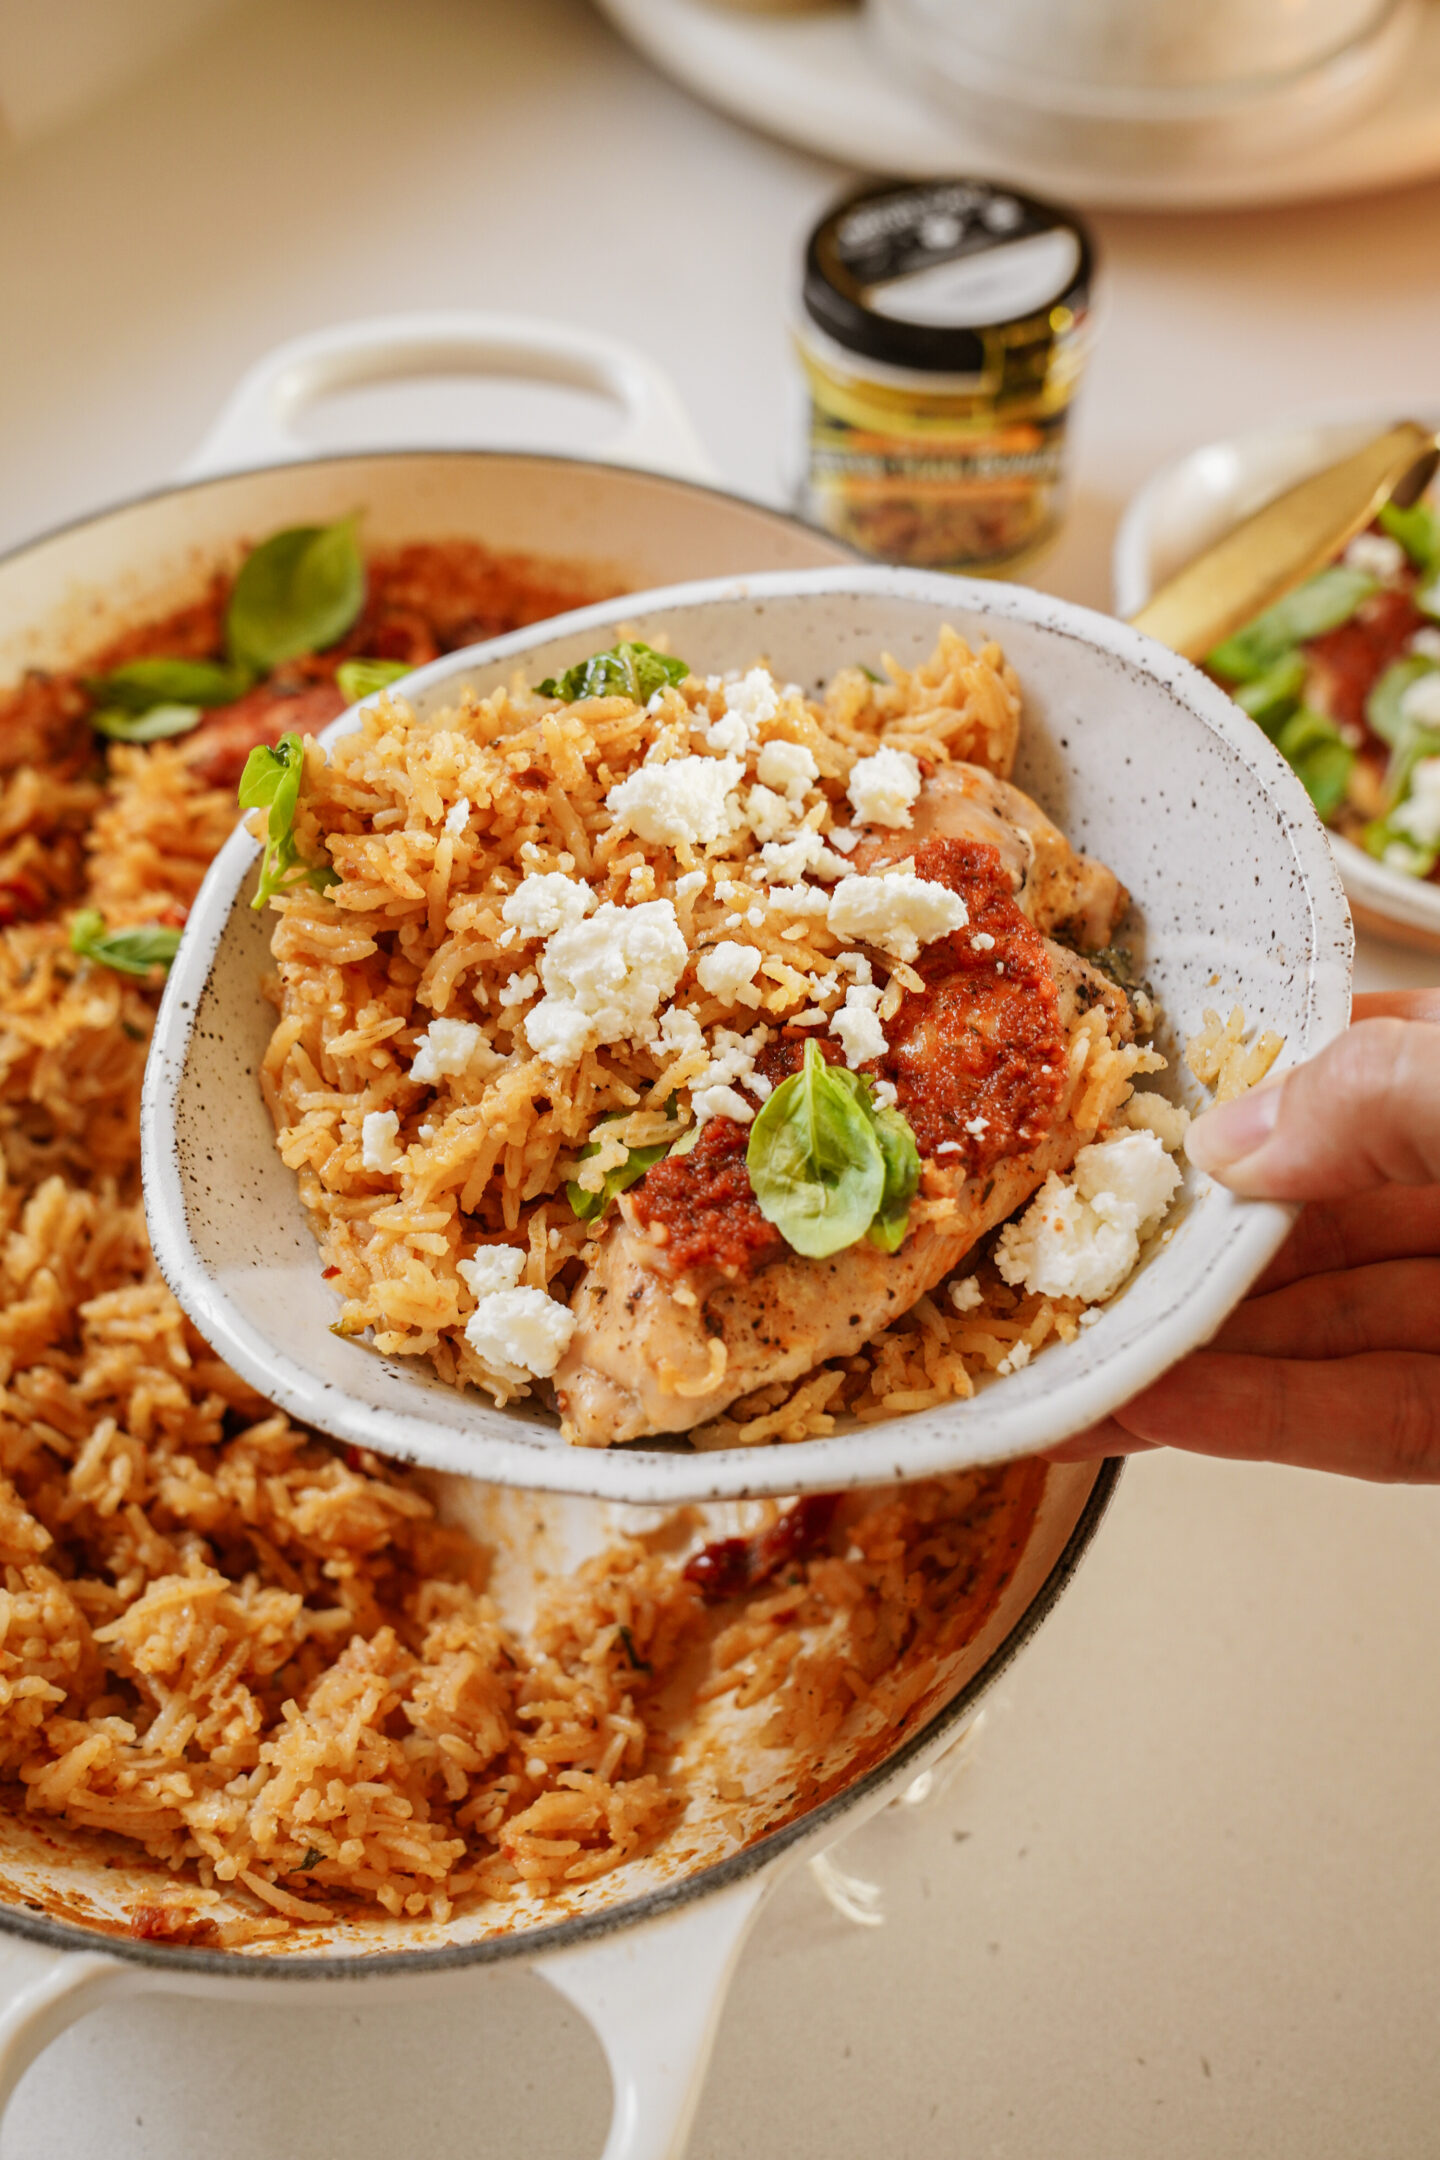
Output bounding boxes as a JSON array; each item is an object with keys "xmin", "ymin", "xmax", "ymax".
[
  {"xmin": 1306, "ymin": 586, "xmax": 1424, "ymax": 744},
  {"xmin": 631, "ymin": 836, "xmax": 1068, "ymax": 1278}
]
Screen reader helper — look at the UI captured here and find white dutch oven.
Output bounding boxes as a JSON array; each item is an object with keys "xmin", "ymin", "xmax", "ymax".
[{"xmin": 1112, "ymin": 403, "xmax": 1440, "ymax": 956}]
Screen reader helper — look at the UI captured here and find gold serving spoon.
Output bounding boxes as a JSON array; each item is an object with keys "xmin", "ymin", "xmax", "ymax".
[{"xmin": 1128, "ymin": 419, "xmax": 1439, "ymax": 661}]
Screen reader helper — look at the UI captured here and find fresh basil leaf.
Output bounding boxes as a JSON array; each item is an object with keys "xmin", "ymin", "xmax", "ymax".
[
  {"xmin": 86, "ymin": 656, "xmax": 250, "ymax": 711},
  {"xmin": 1367, "ymin": 655, "xmax": 1436, "ymax": 746},
  {"xmin": 1378, "ymin": 499, "xmax": 1440, "ymax": 574},
  {"xmin": 237, "ymin": 731, "xmax": 338, "ymax": 909},
  {"xmin": 92, "ymin": 703, "xmax": 204, "ymax": 744},
  {"xmin": 1275, "ymin": 708, "xmax": 1354, "ymax": 819},
  {"xmin": 746, "ymin": 1040, "xmax": 885, "ymax": 1259},
  {"xmin": 226, "ymin": 518, "xmax": 366, "ymax": 676},
  {"xmin": 866, "ymin": 1104, "xmax": 921, "ymax": 1252},
  {"xmin": 567, "ymin": 1103, "xmax": 679, "ymax": 1222},
  {"xmin": 68, "ymin": 908, "xmax": 181, "ymax": 978},
  {"xmin": 335, "ymin": 657, "xmax": 412, "ymax": 705},
  {"xmin": 1234, "ymin": 649, "xmax": 1306, "ymax": 734},
  {"xmin": 1387, "ymin": 723, "xmax": 1440, "ymax": 805},
  {"xmin": 538, "ymin": 642, "xmax": 689, "ymax": 705},
  {"xmin": 1206, "ymin": 566, "xmax": 1377, "ymax": 683}
]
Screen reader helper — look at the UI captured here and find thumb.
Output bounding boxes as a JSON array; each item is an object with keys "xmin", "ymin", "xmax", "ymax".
[{"xmin": 1185, "ymin": 1016, "xmax": 1440, "ymax": 1200}]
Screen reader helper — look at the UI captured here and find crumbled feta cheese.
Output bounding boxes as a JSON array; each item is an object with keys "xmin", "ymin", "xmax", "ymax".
[
  {"xmin": 457, "ymin": 1245, "xmax": 574, "ymax": 1383},
  {"xmin": 1391, "ymin": 755, "xmax": 1440, "ymax": 849},
  {"xmin": 826, "ymin": 870, "xmax": 968, "ymax": 962},
  {"xmin": 716, "ymin": 666, "xmax": 778, "ymax": 746},
  {"xmin": 444, "ymin": 796, "xmax": 470, "ymax": 837},
  {"xmin": 692, "ymin": 1083, "xmax": 754, "ymax": 1125},
  {"xmin": 746, "ymin": 907, "xmax": 765, "ymax": 929},
  {"xmin": 606, "ymin": 755, "xmax": 743, "ymax": 847},
  {"xmin": 872, "ymin": 1079, "xmax": 898, "ymax": 1109},
  {"xmin": 696, "ymin": 940, "xmax": 763, "ymax": 1001},
  {"xmin": 758, "ymin": 830, "xmax": 850, "ymax": 885},
  {"xmin": 457, "ymin": 1247, "xmax": 526, "ymax": 1299},
  {"xmin": 499, "ymin": 970, "xmax": 538, "ymax": 1006},
  {"xmin": 1117, "ymin": 1092, "xmax": 1191, "ymax": 1152},
  {"xmin": 1399, "ymin": 673, "xmax": 1440, "ymax": 728},
  {"xmin": 1344, "ymin": 531, "xmax": 1406, "ymax": 580},
  {"xmin": 656, "ymin": 1004, "xmax": 705, "ymax": 1059},
  {"xmin": 949, "ymin": 1275, "xmax": 984, "ymax": 1313},
  {"xmin": 996, "ymin": 1340, "xmax": 1032, "ymax": 1377},
  {"xmin": 964, "ymin": 1115, "xmax": 989, "ymax": 1136},
  {"xmin": 756, "ymin": 739, "xmax": 819, "ymax": 799},
  {"xmin": 502, "ymin": 871, "xmax": 599, "ymax": 942},
  {"xmin": 1410, "ymin": 628, "xmax": 1440, "ymax": 664},
  {"xmin": 847, "ymin": 746, "xmax": 922, "ymax": 829},
  {"xmin": 410, "ymin": 1018, "xmax": 496, "ymax": 1084},
  {"xmin": 936, "ymin": 1141, "xmax": 962, "ymax": 1156},
  {"xmin": 995, "ymin": 1130, "xmax": 1182, "ymax": 1304},
  {"xmin": 675, "ymin": 869, "xmax": 708, "ymax": 900},
  {"xmin": 830, "ymin": 982, "xmax": 887, "ymax": 1067},
  {"xmin": 971, "ymin": 931, "xmax": 996, "ymax": 952},
  {"xmin": 361, "ymin": 1109, "xmax": 402, "ymax": 1172},
  {"xmin": 705, "ymin": 710, "xmax": 751, "ymax": 757},
  {"xmin": 828, "ymin": 825, "xmax": 860, "ymax": 854},
  {"xmin": 525, "ymin": 899, "xmax": 687, "ymax": 1067},
  {"xmin": 743, "ymin": 784, "xmax": 796, "ymax": 843},
  {"xmin": 766, "ymin": 883, "xmax": 831, "ymax": 916}
]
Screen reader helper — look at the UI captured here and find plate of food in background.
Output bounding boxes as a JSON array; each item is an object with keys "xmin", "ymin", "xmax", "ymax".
[{"xmin": 1114, "ymin": 406, "xmax": 1440, "ymax": 954}]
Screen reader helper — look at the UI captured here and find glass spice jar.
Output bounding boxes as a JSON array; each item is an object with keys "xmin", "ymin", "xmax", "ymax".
[{"xmin": 795, "ymin": 178, "xmax": 1096, "ymax": 575}]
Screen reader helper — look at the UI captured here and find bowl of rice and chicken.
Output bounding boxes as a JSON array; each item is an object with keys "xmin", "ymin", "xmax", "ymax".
[{"xmin": 0, "ymin": 320, "xmax": 1351, "ymax": 2152}]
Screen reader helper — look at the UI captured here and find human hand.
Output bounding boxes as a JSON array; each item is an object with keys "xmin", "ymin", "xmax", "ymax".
[{"xmin": 1046, "ymin": 989, "xmax": 1440, "ymax": 1482}]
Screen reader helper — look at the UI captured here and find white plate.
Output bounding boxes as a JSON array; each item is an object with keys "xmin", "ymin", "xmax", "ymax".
[
  {"xmin": 142, "ymin": 565, "xmax": 1352, "ymax": 1504},
  {"xmin": 597, "ymin": 0, "xmax": 1440, "ymax": 211},
  {"xmin": 1113, "ymin": 403, "xmax": 1440, "ymax": 954}
]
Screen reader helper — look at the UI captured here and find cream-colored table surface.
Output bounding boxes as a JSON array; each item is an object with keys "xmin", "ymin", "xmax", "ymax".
[{"xmin": 2, "ymin": 3, "xmax": 1437, "ymax": 2153}]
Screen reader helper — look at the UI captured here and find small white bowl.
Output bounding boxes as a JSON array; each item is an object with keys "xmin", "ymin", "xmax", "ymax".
[
  {"xmin": 1113, "ymin": 404, "xmax": 1440, "ymax": 955},
  {"xmin": 141, "ymin": 565, "xmax": 1352, "ymax": 1504}
]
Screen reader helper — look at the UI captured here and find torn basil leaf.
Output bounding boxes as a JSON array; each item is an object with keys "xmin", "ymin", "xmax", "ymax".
[
  {"xmin": 1378, "ymin": 498, "xmax": 1440, "ymax": 575},
  {"xmin": 865, "ymin": 1103, "xmax": 921, "ymax": 1253},
  {"xmin": 567, "ymin": 1102, "xmax": 680, "ymax": 1222},
  {"xmin": 1206, "ymin": 566, "xmax": 1377, "ymax": 683},
  {"xmin": 86, "ymin": 656, "xmax": 250, "ymax": 712},
  {"xmin": 68, "ymin": 909, "xmax": 181, "ymax": 978},
  {"xmin": 237, "ymin": 731, "xmax": 339, "ymax": 909},
  {"xmin": 226, "ymin": 518, "xmax": 365, "ymax": 676},
  {"xmin": 538, "ymin": 642, "xmax": 689, "ymax": 705},
  {"xmin": 1234, "ymin": 649, "xmax": 1306, "ymax": 734},
  {"xmin": 746, "ymin": 1041, "xmax": 887, "ymax": 1259},
  {"xmin": 1366, "ymin": 655, "xmax": 1435, "ymax": 746},
  {"xmin": 1274, "ymin": 707, "xmax": 1355, "ymax": 819},
  {"xmin": 92, "ymin": 703, "xmax": 205, "ymax": 744},
  {"xmin": 335, "ymin": 656, "xmax": 412, "ymax": 705}
]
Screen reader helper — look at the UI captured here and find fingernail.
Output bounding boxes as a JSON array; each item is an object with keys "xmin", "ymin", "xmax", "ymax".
[{"xmin": 1185, "ymin": 1081, "xmax": 1283, "ymax": 1174}]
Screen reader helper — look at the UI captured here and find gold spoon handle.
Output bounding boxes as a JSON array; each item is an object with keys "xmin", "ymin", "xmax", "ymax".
[{"xmin": 1128, "ymin": 419, "xmax": 1439, "ymax": 662}]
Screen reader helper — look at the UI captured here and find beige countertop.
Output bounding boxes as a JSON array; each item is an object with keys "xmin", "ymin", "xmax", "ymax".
[{"xmin": 2, "ymin": 3, "xmax": 1437, "ymax": 2153}]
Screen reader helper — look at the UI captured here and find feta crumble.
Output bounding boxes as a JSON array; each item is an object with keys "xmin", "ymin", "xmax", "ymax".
[
  {"xmin": 949, "ymin": 1275, "xmax": 984, "ymax": 1313},
  {"xmin": 501, "ymin": 871, "xmax": 597, "ymax": 942},
  {"xmin": 655, "ymin": 1004, "xmax": 705, "ymax": 1059},
  {"xmin": 606, "ymin": 755, "xmax": 743, "ymax": 847},
  {"xmin": 696, "ymin": 940, "xmax": 763, "ymax": 1002},
  {"xmin": 830, "ymin": 981, "xmax": 887, "ymax": 1067},
  {"xmin": 758, "ymin": 830, "xmax": 851, "ymax": 885},
  {"xmin": 410, "ymin": 1018, "xmax": 496, "ymax": 1084},
  {"xmin": 826, "ymin": 869, "xmax": 968, "ymax": 963},
  {"xmin": 828, "ymin": 825, "xmax": 860, "ymax": 855},
  {"xmin": 971, "ymin": 931, "xmax": 996, "ymax": 953},
  {"xmin": 995, "ymin": 1130, "xmax": 1182, "ymax": 1304},
  {"xmin": 847, "ymin": 746, "xmax": 922, "ymax": 829},
  {"xmin": 756, "ymin": 738, "xmax": 818, "ymax": 799},
  {"xmin": 996, "ymin": 1340, "xmax": 1032, "ymax": 1377},
  {"xmin": 692, "ymin": 1082, "xmax": 754, "ymax": 1125},
  {"xmin": 712, "ymin": 666, "xmax": 779, "ymax": 752},
  {"xmin": 1391, "ymin": 755, "xmax": 1440, "ymax": 849},
  {"xmin": 361, "ymin": 1109, "xmax": 402, "ymax": 1172},
  {"xmin": 458, "ymin": 1247, "xmax": 575, "ymax": 1384},
  {"xmin": 675, "ymin": 869, "xmax": 708, "ymax": 901},
  {"xmin": 1344, "ymin": 531, "xmax": 1406, "ymax": 580},
  {"xmin": 743, "ymin": 784, "xmax": 796, "ymax": 844},
  {"xmin": 443, "ymin": 796, "xmax": 470, "ymax": 837},
  {"xmin": 1409, "ymin": 628, "xmax": 1440, "ymax": 664},
  {"xmin": 525, "ymin": 899, "xmax": 687, "ymax": 1067}
]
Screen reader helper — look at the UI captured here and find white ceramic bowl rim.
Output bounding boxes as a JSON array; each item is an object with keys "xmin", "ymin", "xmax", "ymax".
[{"xmin": 143, "ymin": 564, "xmax": 1354, "ymax": 1503}]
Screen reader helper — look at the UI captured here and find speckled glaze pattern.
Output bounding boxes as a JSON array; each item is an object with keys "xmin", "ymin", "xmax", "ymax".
[{"xmin": 142, "ymin": 566, "xmax": 1354, "ymax": 1504}]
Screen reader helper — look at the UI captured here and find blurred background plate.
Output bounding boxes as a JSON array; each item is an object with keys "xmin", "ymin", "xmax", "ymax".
[{"xmin": 594, "ymin": 0, "xmax": 1440, "ymax": 210}]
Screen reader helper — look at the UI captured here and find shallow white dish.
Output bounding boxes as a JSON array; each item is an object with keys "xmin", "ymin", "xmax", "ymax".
[
  {"xmin": 596, "ymin": 0, "xmax": 1440, "ymax": 212},
  {"xmin": 1113, "ymin": 403, "xmax": 1440, "ymax": 955},
  {"xmin": 143, "ymin": 564, "xmax": 1353, "ymax": 1504}
]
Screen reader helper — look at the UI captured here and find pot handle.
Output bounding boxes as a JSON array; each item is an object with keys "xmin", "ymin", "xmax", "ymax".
[
  {"xmin": 539, "ymin": 1873, "xmax": 769, "ymax": 2160},
  {"xmin": 182, "ymin": 311, "xmax": 717, "ymax": 486},
  {"xmin": 0, "ymin": 1932, "xmax": 140, "ymax": 2117}
]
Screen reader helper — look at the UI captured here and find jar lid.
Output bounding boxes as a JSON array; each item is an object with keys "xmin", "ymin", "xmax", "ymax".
[{"xmin": 802, "ymin": 178, "xmax": 1094, "ymax": 375}]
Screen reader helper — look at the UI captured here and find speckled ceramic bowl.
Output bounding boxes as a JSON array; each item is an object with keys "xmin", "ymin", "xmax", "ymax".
[{"xmin": 142, "ymin": 566, "xmax": 1354, "ymax": 1503}]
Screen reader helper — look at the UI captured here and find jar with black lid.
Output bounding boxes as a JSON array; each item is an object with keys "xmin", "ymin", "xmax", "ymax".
[{"xmin": 796, "ymin": 178, "xmax": 1096, "ymax": 574}]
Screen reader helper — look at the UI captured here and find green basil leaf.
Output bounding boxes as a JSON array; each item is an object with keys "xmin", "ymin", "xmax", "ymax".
[
  {"xmin": 567, "ymin": 1103, "xmax": 679, "ymax": 1222},
  {"xmin": 68, "ymin": 908, "xmax": 181, "ymax": 978},
  {"xmin": 1378, "ymin": 499, "xmax": 1440, "ymax": 574},
  {"xmin": 1233, "ymin": 649, "xmax": 1306, "ymax": 734},
  {"xmin": 538, "ymin": 641, "xmax": 689, "ymax": 705},
  {"xmin": 237, "ymin": 731, "xmax": 338, "ymax": 909},
  {"xmin": 226, "ymin": 518, "xmax": 366, "ymax": 676},
  {"xmin": 1206, "ymin": 567, "xmax": 1377, "ymax": 683},
  {"xmin": 746, "ymin": 1040, "xmax": 885, "ymax": 1259},
  {"xmin": 865, "ymin": 1104, "xmax": 921, "ymax": 1253},
  {"xmin": 85, "ymin": 656, "xmax": 250, "ymax": 711},
  {"xmin": 1275, "ymin": 708, "xmax": 1355, "ymax": 819},
  {"xmin": 1387, "ymin": 723, "xmax": 1440, "ymax": 806},
  {"xmin": 1366, "ymin": 655, "xmax": 1436, "ymax": 746},
  {"xmin": 92, "ymin": 703, "xmax": 204, "ymax": 744},
  {"xmin": 335, "ymin": 657, "xmax": 412, "ymax": 705},
  {"xmin": 1362, "ymin": 809, "xmax": 1439, "ymax": 880}
]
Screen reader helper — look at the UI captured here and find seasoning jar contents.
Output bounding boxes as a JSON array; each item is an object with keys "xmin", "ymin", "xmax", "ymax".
[{"xmin": 796, "ymin": 178, "xmax": 1096, "ymax": 575}]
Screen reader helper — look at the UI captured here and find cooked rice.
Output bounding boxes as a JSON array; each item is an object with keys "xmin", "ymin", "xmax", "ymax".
[{"xmin": 260, "ymin": 632, "xmax": 1158, "ymax": 1436}]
